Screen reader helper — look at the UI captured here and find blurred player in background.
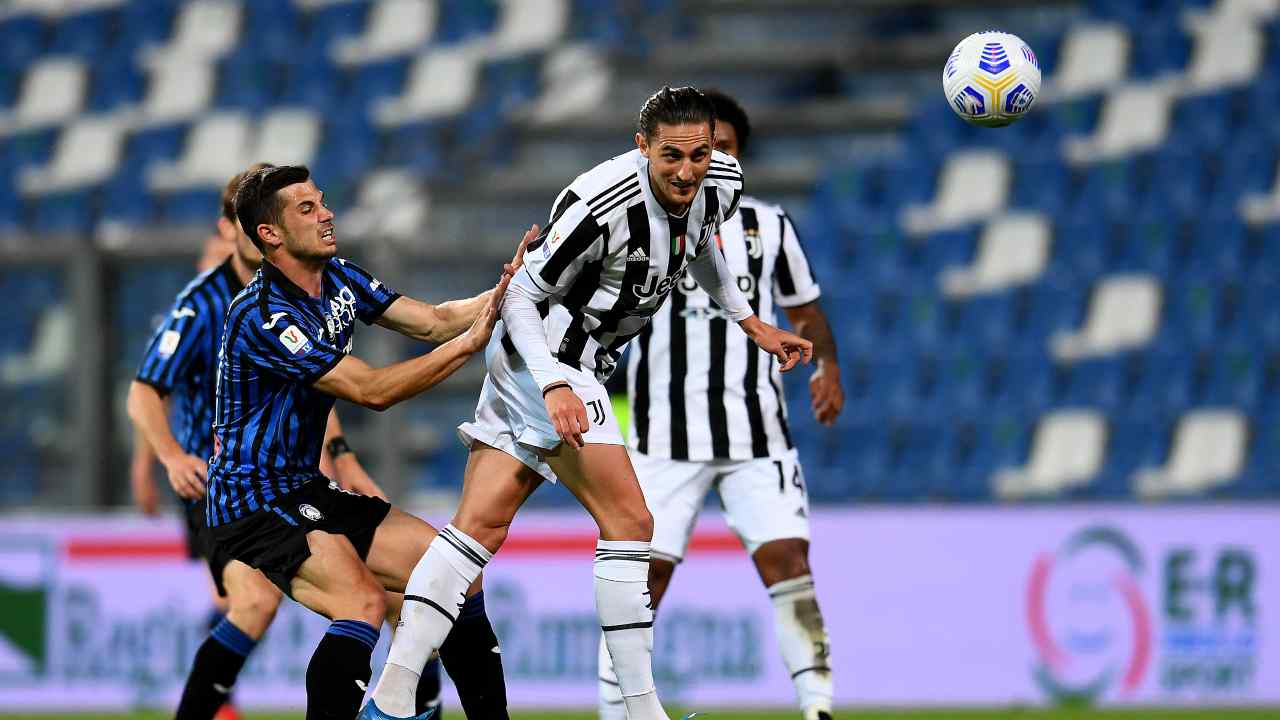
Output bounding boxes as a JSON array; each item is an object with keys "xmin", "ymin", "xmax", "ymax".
[
  {"xmin": 209, "ymin": 165, "xmax": 528, "ymax": 720},
  {"xmin": 598, "ymin": 90, "xmax": 843, "ymax": 720},
  {"xmin": 368, "ymin": 86, "xmax": 813, "ymax": 720},
  {"xmin": 128, "ymin": 165, "xmax": 445, "ymax": 720}
]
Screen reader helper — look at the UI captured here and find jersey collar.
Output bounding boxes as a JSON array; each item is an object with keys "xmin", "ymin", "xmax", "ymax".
[{"xmin": 261, "ymin": 260, "xmax": 318, "ymax": 300}]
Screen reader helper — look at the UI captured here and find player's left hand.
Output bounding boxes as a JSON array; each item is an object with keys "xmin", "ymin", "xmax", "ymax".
[
  {"xmin": 462, "ymin": 273, "xmax": 510, "ymax": 353},
  {"xmin": 743, "ymin": 319, "xmax": 813, "ymax": 372},
  {"xmin": 504, "ymin": 224, "xmax": 538, "ymax": 277},
  {"xmin": 809, "ymin": 360, "xmax": 844, "ymax": 426}
]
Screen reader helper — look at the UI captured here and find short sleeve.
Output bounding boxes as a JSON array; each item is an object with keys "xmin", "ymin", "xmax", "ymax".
[
  {"xmin": 512, "ymin": 186, "xmax": 606, "ymax": 301},
  {"xmin": 135, "ymin": 294, "xmax": 210, "ymax": 394},
  {"xmin": 332, "ymin": 259, "xmax": 400, "ymax": 324},
  {"xmin": 773, "ymin": 212, "xmax": 822, "ymax": 308},
  {"xmin": 708, "ymin": 150, "xmax": 744, "ymax": 223},
  {"xmin": 238, "ymin": 310, "xmax": 344, "ymax": 385}
]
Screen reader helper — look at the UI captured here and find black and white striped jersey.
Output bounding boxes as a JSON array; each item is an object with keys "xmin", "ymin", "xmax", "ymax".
[
  {"xmin": 627, "ymin": 195, "xmax": 822, "ymax": 461},
  {"xmin": 505, "ymin": 148, "xmax": 745, "ymax": 385}
]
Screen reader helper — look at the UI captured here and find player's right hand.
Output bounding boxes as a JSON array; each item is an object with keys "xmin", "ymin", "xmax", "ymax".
[
  {"xmin": 162, "ymin": 453, "xmax": 208, "ymax": 501},
  {"xmin": 544, "ymin": 384, "xmax": 589, "ymax": 449},
  {"xmin": 462, "ymin": 273, "xmax": 510, "ymax": 352},
  {"xmin": 504, "ymin": 224, "xmax": 539, "ymax": 278}
]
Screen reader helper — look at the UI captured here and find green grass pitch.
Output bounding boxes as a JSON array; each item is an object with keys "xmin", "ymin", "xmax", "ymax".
[{"xmin": 4, "ymin": 710, "xmax": 1279, "ymax": 720}]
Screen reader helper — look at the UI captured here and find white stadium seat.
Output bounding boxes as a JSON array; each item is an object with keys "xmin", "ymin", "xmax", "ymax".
[
  {"xmin": 340, "ymin": 169, "xmax": 430, "ymax": 241},
  {"xmin": 901, "ymin": 149, "xmax": 1009, "ymax": 235},
  {"xmin": 1239, "ymin": 157, "xmax": 1280, "ymax": 224},
  {"xmin": 1, "ymin": 305, "xmax": 72, "ymax": 385},
  {"xmin": 252, "ymin": 109, "xmax": 321, "ymax": 167},
  {"xmin": 1134, "ymin": 410, "xmax": 1247, "ymax": 497},
  {"xmin": 479, "ymin": 0, "xmax": 568, "ymax": 57},
  {"xmin": 333, "ymin": 0, "xmax": 437, "ymax": 65},
  {"xmin": 148, "ymin": 113, "xmax": 251, "ymax": 190},
  {"xmin": 995, "ymin": 410, "xmax": 1107, "ymax": 499},
  {"xmin": 136, "ymin": 62, "xmax": 215, "ymax": 124},
  {"xmin": 526, "ymin": 45, "xmax": 613, "ymax": 124},
  {"xmin": 0, "ymin": 57, "xmax": 87, "ymax": 135},
  {"xmin": 1064, "ymin": 83, "xmax": 1174, "ymax": 162},
  {"xmin": 375, "ymin": 47, "xmax": 479, "ymax": 125},
  {"xmin": 1052, "ymin": 274, "xmax": 1162, "ymax": 361},
  {"xmin": 940, "ymin": 212, "xmax": 1050, "ymax": 297},
  {"xmin": 1044, "ymin": 23, "xmax": 1130, "ymax": 100},
  {"xmin": 140, "ymin": 0, "xmax": 242, "ymax": 63},
  {"xmin": 1182, "ymin": 16, "xmax": 1264, "ymax": 91},
  {"xmin": 19, "ymin": 116, "xmax": 127, "ymax": 194}
]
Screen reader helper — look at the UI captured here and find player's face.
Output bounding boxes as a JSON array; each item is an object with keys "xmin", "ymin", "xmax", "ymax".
[
  {"xmin": 713, "ymin": 119, "xmax": 740, "ymax": 159},
  {"xmin": 276, "ymin": 180, "xmax": 336, "ymax": 262},
  {"xmin": 638, "ymin": 121, "xmax": 714, "ymax": 212}
]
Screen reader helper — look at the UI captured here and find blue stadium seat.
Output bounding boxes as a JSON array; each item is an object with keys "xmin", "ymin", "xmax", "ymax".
[
  {"xmin": 87, "ymin": 48, "xmax": 146, "ymax": 112},
  {"xmin": 920, "ymin": 345, "xmax": 991, "ymax": 417},
  {"xmin": 1161, "ymin": 275, "xmax": 1222, "ymax": 346},
  {"xmin": 162, "ymin": 189, "xmax": 221, "ymax": 226},
  {"xmin": 1128, "ymin": 351, "xmax": 1195, "ymax": 414},
  {"xmin": 116, "ymin": 1, "xmax": 176, "ymax": 53},
  {"xmin": 1010, "ymin": 156, "xmax": 1068, "ymax": 216},
  {"xmin": 951, "ymin": 292, "xmax": 1015, "ymax": 347},
  {"xmin": 48, "ymin": 8, "xmax": 115, "ymax": 58},
  {"xmin": 217, "ymin": 54, "xmax": 278, "ymax": 110},
  {"xmin": 989, "ymin": 350, "xmax": 1057, "ymax": 415},
  {"xmin": 437, "ymin": 0, "xmax": 499, "ymax": 44},
  {"xmin": 278, "ymin": 56, "xmax": 342, "ymax": 112},
  {"xmin": 343, "ymin": 57, "xmax": 410, "ymax": 107},
  {"xmin": 1200, "ymin": 345, "xmax": 1263, "ymax": 409},
  {"xmin": 1128, "ymin": 13, "xmax": 1190, "ymax": 79},
  {"xmin": 0, "ymin": 15, "xmax": 48, "ymax": 71},
  {"xmin": 99, "ymin": 164, "xmax": 157, "ymax": 226},
  {"xmin": 955, "ymin": 415, "xmax": 1030, "ymax": 500},
  {"xmin": 1058, "ymin": 355, "xmax": 1130, "ymax": 410},
  {"xmin": 302, "ymin": 1, "xmax": 371, "ymax": 56},
  {"xmin": 33, "ymin": 191, "xmax": 93, "ymax": 236}
]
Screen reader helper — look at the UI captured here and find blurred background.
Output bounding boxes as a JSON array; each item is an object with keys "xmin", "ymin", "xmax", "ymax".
[{"xmin": 1, "ymin": 0, "xmax": 1278, "ymax": 716}]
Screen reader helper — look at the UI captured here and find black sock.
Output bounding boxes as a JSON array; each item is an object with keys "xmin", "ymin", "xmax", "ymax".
[
  {"xmin": 305, "ymin": 619, "xmax": 378, "ymax": 720},
  {"xmin": 175, "ymin": 618, "xmax": 254, "ymax": 720},
  {"xmin": 439, "ymin": 591, "xmax": 508, "ymax": 719},
  {"xmin": 415, "ymin": 656, "xmax": 443, "ymax": 717}
]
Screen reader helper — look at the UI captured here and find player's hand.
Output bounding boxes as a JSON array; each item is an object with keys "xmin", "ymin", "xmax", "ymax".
[
  {"xmin": 161, "ymin": 453, "xmax": 208, "ymax": 501},
  {"xmin": 742, "ymin": 318, "xmax": 813, "ymax": 372},
  {"xmin": 130, "ymin": 454, "xmax": 159, "ymax": 516},
  {"xmin": 809, "ymin": 360, "xmax": 844, "ymax": 426},
  {"xmin": 462, "ymin": 273, "xmax": 510, "ymax": 352},
  {"xmin": 544, "ymin": 384, "xmax": 589, "ymax": 449},
  {"xmin": 504, "ymin": 224, "xmax": 538, "ymax": 277}
]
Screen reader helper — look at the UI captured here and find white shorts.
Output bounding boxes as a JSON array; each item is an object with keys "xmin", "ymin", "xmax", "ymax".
[
  {"xmin": 631, "ymin": 448, "xmax": 811, "ymax": 561},
  {"xmin": 457, "ymin": 336, "xmax": 624, "ymax": 482}
]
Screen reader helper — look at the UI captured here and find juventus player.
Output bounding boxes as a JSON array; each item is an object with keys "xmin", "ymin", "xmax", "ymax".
[
  {"xmin": 367, "ymin": 86, "xmax": 813, "ymax": 720},
  {"xmin": 599, "ymin": 90, "xmax": 843, "ymax": 720}
]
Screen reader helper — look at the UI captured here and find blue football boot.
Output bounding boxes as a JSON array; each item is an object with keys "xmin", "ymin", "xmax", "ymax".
[{"xmin": 357, "ymin": 699, "xmax": 436, "ymax": 720}]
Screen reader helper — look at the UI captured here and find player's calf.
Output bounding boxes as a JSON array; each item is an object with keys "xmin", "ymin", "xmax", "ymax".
[{"xmin": 754, "ymin": 539, "xmax": 833, "ymax": 720}]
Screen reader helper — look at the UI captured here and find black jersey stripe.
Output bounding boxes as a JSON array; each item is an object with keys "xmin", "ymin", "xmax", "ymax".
[
  {"xmin": 587, "ymin": 173, "xmax": 636, "ymax": 206},
  {"xmin": 539, "ymin": 215, "xmax": 604, "ymax": 287},
  {"xmin": 667, "ymin": 283, "xmax": 689, "ymax": 460},
  {"xmin": 708, "ymin": 314, "xmax": 730, "ymax": 457},
  {"xmin": 590, "ymin": 178, "xmax": 639, "ymax": 213},
  {"xmin": 588, "ymin": 203, "xmax": 651, "ymax": 348},
  {"xmin": 593, "ymin": 186, "xmax": 642, "ymax": 220},
  {"xmin": 633, "ymin": 323, "xmax": 652, "ymax": 454},
  {"xmin": 774, "ymin": 213, "xmax": 798, "ymax": 296},
  {"xmin": 739, "ymin": 206, "xmax": 770, "ymax": 457}
]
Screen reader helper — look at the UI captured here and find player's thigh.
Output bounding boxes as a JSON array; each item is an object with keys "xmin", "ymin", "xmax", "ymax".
[
  {"xmin": 451, "ymin": 443, "xmax": 543, "ymax": 552},
  {"xmin": 290, "ymin": 530, "xmax": 385, "ymax": 623},
  {"xmin": 364, "ymin": 506, "xmax": 437, "ymax": 592},
  {"xmin": 630, "ymin": 451, "xmax": 715, "ymax": 563},
  {"xmin": 718, "ymin": 453, "xmax": 812, "ymax": 567},
  {"xmin": 545, "ymin": 442, "xmax": 651, "ymax": 540}
]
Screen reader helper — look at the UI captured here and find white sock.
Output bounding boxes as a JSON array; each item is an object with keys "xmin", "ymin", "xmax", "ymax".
[
  {"xmin": 595, "ymin": 539, "xmax": 668, "ymax": 720},
  {"xmin": 371, "ymin": 525, "xmax": 491, "ymax": 717},
  {"xmin": 597, "ymin": 633, "xmax": 627, "ymax": 720},
  {"xmin": 768, "ymin": 575, "xmax": 833, "ymax": 716}
]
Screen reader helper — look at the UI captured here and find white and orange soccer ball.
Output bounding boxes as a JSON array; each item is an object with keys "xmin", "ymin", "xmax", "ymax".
[{"xmin": 943, "ymin": 31, "xmax": 1041, "ymax": 127}]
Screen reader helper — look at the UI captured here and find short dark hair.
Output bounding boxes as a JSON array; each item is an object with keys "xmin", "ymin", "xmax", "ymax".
[
  {"xmin": 702, "ymin": 89, "xmax": 752, "ymax": 156},
  {"xmin": 637, "ymin": 86, "xmax": 716, "ymax": 143},
  {"xmin": 221, "ymin": 162, "xmax": 275, "ymax": 223},
  {"xmin": 233, "ymin": 165, "xmax": 310, "ymax": 251}
]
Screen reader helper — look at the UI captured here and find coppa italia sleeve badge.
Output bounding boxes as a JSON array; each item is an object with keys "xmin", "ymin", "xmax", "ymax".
[{"xmin": 278, "ymin": 325, "xmax": 312, "ymax": 355}]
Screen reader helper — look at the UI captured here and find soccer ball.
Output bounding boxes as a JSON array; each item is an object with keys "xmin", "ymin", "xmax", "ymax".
[{"xmin": 942, "ymin": 31, "xmax": 1041, "ymax": 127}]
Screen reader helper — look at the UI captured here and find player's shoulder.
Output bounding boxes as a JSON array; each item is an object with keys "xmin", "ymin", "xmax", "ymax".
[
  {"xmin": 737, "ymin": 194, "xmax": 785, "ymax": 217},
  {"xmin": 564, "ymin": 149, "xmax": 645, "ymax": 222}
]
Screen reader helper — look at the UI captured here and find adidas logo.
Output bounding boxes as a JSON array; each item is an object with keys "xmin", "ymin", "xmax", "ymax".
[{"xmin": 627, "ymin": 247, "xmax": 649, "ymax": 263}]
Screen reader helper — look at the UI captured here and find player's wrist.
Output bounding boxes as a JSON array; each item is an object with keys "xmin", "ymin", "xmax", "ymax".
[
  {"xmin": 326, "ymin": 436, "xmax": 354, "ymax": 458},
  {"xmin": 541, "ymin": 381, "xmax": 571, "ymax": 398}
]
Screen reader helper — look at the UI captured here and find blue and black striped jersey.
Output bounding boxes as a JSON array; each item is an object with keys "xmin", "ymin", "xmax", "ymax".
[
  {"xmin": 206, "ymin": 258, "xmax": 399, "ymax": 527},
  {"xmin": 136, "ymin": 258, "xmax": 244, "ymax": 467}
]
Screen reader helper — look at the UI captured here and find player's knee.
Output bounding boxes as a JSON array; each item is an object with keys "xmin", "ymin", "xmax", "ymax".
[
  {"xmin": 451, "ymin": 510, "xmax": 511, "ymax": 554},
  {"xmin": 351, "ymin": 580, "xmax": 387, "ymax": 626},
  {"xmin": 600, "ymin": 503, "xmax": 653, "ymax": 542},
  {"xmin": 755, "ymin": 538, "xmax": 811, "ymax": 585}
]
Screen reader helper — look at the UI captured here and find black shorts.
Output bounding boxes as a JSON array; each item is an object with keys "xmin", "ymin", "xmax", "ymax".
[
  {"xmin": 209, "ymin": 479, "xmax": 392, "ymax": 596},
  {"xmin": 183, "ymin": 500, "xmax": 235, "ymax": 597}
]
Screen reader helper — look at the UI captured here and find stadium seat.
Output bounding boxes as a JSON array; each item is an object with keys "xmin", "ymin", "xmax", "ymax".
[
  {"xmin": 994, "ymin": 409, "xmax": 1107, "ymax": 499},
  {"xmin": 19, "ymin": 117, "xmax": 126, "ymax": 195},
  {"xmin": 139, "ymin": 0, "xmax": 243, "ymax": 65},
  {"xmin": 148, "ymin": 112, "xmax": 252, "ymax": 190},
  {"xmin": 375, "ymin": 48, "xmax": 479, "ymax": 125},
  {"xmin": 1052, "ymin": 274, "xmax": 1162, "ymax": 360},
  {"xmin": 0, "ymin": 57, "xmax": 88, "ymax": 135},
  {"xmin": 939, "ymin": 212, "xmax": 1050, "ymax": 297},
  {"xmin": 1064, "ymin": 84, "xmax": 1174, "ymax": 162},
  {"xmin": 1045, "ymin": 22, "xmax": 1130, "ymax": 99},
  {"xmin": 1182, "ymin": 10, "xmax": 1265, "ymax": 91},
  {"xmin": 1134, "ymin": 408, "xmax": 1247, "ymax": 496},
  {"xmin": 333, "ymin": 0, "xmax": 437, "ymax": 64},
  {"xmin": 900, "ymin": 149, "xmax": 1010, "ymax": 235}
]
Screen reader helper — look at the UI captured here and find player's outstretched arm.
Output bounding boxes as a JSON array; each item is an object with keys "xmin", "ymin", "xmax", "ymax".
[
  {"xmin": 783, "ymin": 302, "xmax": 843, "ymax": 425},
  {"xmin": 739, "ymin": 316, "xmax": 814, "ymax": 373},
  {"xmin": 125, "ymin": 380, "xmax": 208, "ymax": 501},
  {"xmin": 314, "ymin": 273, "xmax": 510, "ymax": 410},
  {"xmin": 376, "ymin": 225, "xmax": 537, "ymax": 343}
]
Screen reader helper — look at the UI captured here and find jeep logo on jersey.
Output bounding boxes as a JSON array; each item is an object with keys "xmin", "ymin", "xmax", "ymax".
[
  {"xmin": 298, "ymin": 504, "xmax": 323, "ymax": 522},
  {"xmin": 325, "ymin": 287, "xmax": 358, "ymax": 340},
  {"xmin": 677, "ymin": 273, "xmax": 758, "ymax": 299},
  {"xmin": 634, "ymin": 269, "xmax": 686, "ymax": 300}
]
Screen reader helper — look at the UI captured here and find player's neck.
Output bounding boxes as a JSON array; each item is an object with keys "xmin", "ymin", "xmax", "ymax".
[{"xmin": 269, "ymin": 252, "xmax": 325, "ymax": 297}]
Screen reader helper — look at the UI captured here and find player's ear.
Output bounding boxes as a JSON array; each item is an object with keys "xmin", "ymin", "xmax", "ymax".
[
  {"xmin": 635, "ymin": 132, "xmax": 647, "ymax": 154},
  {"xmin": 257, "ymin": 224, "xmax": 281, "ymax": 251}
]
